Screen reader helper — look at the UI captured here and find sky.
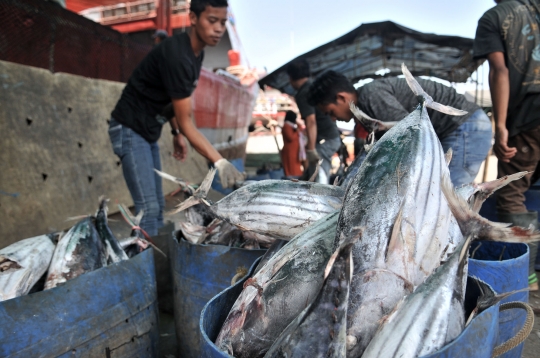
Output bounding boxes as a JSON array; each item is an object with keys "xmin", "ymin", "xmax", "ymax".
[{"xmin": 228, "ymin": 0, "xmax": 497, "ymax": 89}]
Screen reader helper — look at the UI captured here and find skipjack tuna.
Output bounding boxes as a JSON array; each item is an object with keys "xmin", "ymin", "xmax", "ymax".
[
  {"xmin": 160, "ymin": 169, "xmax": 344, "ymax": 240},
  {"xmin": 44, "ymin": 217, "xmax": 107, "ymax": 290},
  {"xmin": 216, "ymin": 212, "xmax": 339, "ymax": 358},
  {"xmin": 0, "ymin": 235, "xmax": 56, "ymax": 301}
]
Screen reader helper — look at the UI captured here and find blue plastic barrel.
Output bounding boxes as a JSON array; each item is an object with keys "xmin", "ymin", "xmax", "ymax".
[
  {"xmin": 200, "ymin": 258, "xmax": 261, "ymax": 358},
  {"xmin": 468, "ymin": 241, "xmax": 529, "ymax": 358},
  {"xmin": 421, "ymin": 277, "xmax": 499, "ymax": 358},
  {"xmin": 169, "ymin": 234, "xmax": 266, "ymax": 358},
  {"xmin": 0, "ymin": 249, "xmax": 159, "ymax": 357},
  {"xmin": 200, "ymin": 269, "xmax": 501, "ymax": 358}
]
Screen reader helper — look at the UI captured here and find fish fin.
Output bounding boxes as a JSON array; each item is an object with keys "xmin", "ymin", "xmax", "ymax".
[
  {"xmin": 134, "ymin": 209, "xmax": 144, "ymax": 226},
  {"xmin": 325, "ymin": 227, "xmax": 362, "ymax": 279},
  {"xmin": 401, "ymin": 63, "xmax": 468, "ymax": 116},
  {"xmin": 386, "ymin": 203, "xmax": 404, "ymax": 261},
  {"xmin": 65, "ymin": 215, "xmax": 90, "ymax": 222},
  {"xmin": 167, "ymin": 169, "xmax": 217, "ymax": 214},
  {"xmin": 333, "ymin": 176, "xmax": 340, "ymax": 186},
  {"xmin": 308, "ymin": 159, "xmax": 323, "ymax": 182},
  {"xmin": 154, "ymin": 169, "xmax": 195, "ymax": 195},
  {"xmin": 441, "ymin": 172, "xmax": 540, "ymax": 243},
  {"xmin": 197, "ymin": 168, "xmax": 217, "ymax": 198},
  {"xmin": 445, "ymin": 148, "xmax": 453, "ymax": 166},
  {"xmin": 118, "ymin": 204, "xmax": 139, "ymax": 228},
  {"xmin": 349, "ymin": 101, "xmax": 377, "ymax": 121},
  {"xmin": 349, "ymin": 101, "xmax": 396, "ymax": 132},
  {"xmin": 470, "ymin": 171, "xmax": 529, "ymax": 213}
]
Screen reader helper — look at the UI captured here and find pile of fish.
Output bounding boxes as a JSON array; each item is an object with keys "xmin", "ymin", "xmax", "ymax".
[
  {"xmin": 158, "ymin": 168, "xmax": 345, "ymax": 247},
  {"xmin": 196, "ymin": 65, "xmax": 540, "ymax": 358},
  {"xmin": 0, "ymin": 199, "xmax": 153, "ymax": 302}
]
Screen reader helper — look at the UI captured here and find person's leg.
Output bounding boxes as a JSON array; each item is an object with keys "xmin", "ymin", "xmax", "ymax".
[
  {"xmin": 439, "ymin": 109, "xmax": 492, "ymax": 187},
  {"xmin": 108, "ymin": 119, "xmax": 162, "ymax": 236},
  {"xmin": 151, "ymin": 141, "xmax": 165, "ymax": 230},
  {"xmin": 497, "ymin": 125, "xmax": 540, "ymax": 290},
  {"xmin": 316, "ymin": 137, "xmax": 342, "ymax": 184}
]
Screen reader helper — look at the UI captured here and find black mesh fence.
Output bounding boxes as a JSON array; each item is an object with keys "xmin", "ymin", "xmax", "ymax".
[{"xmin": 0, "ymin": 0, "xmax": 152, "ymax": 82}]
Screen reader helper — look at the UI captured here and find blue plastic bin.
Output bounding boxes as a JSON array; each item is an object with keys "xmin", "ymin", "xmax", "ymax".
[
  {"xmin": 169, "ymin": 234, "xmax": 265, "ymax": 358},
  {"xmin": 0, "ymin": 249, "xmax": 159, "ymax": 357}
]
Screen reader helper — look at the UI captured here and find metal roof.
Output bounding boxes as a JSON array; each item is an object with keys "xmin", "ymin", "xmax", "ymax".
[{"xmin": 259, "ymin": 21, "xmax": 483, "ymax": 94}]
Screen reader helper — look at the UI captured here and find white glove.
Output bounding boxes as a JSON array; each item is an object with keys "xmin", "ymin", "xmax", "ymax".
[{"xmin": 214, "ymin": 159, "xmax": 245, "ymax": 189}]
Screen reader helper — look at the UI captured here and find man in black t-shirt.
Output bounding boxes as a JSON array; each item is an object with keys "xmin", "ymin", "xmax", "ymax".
[
  {"xmin": 286, "ymin": 60, "xmax": 342, "ymax": 184},
  {"xmin": 108, "ymin": 0, "xmax": 243, "ymax": 236},
  {"xmin": 474, "ymin": 0, "xmax": 540, "ymax": 290},
  {"xmin": 306, "ymin": 71, "xmax": 492, "ymax": 187}
]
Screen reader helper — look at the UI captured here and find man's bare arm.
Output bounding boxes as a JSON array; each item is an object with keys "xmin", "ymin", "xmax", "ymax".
[
  {"xmin": 487, "ymin": 51, "xmax": 516, "ymax": 162},
  {"xmin": 305, "ymin": 114, "xmax": 317, "ymax": 150},
  {"xmin": 172, "ymin": 97, "xmax": 222, "ymax": 163}
]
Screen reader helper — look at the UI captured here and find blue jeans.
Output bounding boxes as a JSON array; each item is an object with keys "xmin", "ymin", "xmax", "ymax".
[
  {"xmin": 440, "ymin": 109, "xmax": 492, "ymax": 187},
  {"xmin": 108, "ymin": 118, "xmax": 164, "ymax": 236},
  {"xmin": 316, "ymin": 136, "xmax": 342, "ymax": 184}
]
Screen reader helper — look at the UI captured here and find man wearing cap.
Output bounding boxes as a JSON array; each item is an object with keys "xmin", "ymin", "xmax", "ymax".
[
  {"xmin": 108, "ymin": 0, "xmax": 243, "ymax": 236},
  {"xmin": 152, "ymin": 29, "xmax": 168, "ymax": 45}
]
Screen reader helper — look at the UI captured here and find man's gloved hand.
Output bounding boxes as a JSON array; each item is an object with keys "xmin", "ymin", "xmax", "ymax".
[
  {"xmin": 306, "ymin": 149, "xmax": 321, "ymax": 164},
  {"xmin": 214, "ymin": 159, "xmax": 245, "ymax": 189}
]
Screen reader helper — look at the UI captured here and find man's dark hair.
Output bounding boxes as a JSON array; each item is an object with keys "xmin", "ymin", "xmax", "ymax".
[
  {"xmin": 286, "ymin": 60, "xmax": 310, "ymax": 81},
  {"xmin": 284, "ymin": 110, "xmax": 297, "ymax": 123},
  {"xmin": 307, "ymin": 70, "xmax": 355, "ymax": 106},
  {"xmin": 190, "ymin": 0, "xmax": 228, "ymax": 17}
]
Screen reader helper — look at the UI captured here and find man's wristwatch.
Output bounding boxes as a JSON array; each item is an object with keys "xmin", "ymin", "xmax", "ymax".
[{"xmin": 171, "ymin": 128, "xmax": 181, "ymax": 136}]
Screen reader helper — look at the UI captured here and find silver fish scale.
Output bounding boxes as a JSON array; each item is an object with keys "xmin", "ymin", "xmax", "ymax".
[
  {"xmin": 215, "ymin": 212, "xmax": 339, "ymax": 358},
  {"xmin": 214, "ymin": 180, "xmax": 343, "ymax": 240},
  {"xmin": 362, "ymin": 239, "xmax": 468, "ymax": 358},
  {"xmin": 0, "ymin": 235, "xmax": 55, "ymax": 301},
  {"xmin": 340, "ymin": 106, "xmax": 462, "ymax": 357},
  {"xmin": 44, "ymin": 218, "xmax": 107, "ymax": 290}
]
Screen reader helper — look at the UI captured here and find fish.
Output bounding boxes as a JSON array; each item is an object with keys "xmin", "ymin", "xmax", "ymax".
[
  {"xmin": 441, "ymin": 171, "xmax": 540, "ymax": 243},
  {"xmin": 362, "ymin": 235, "xmax": 472, "ymax": 358},
  {"xmin": 339, "ymin": 65, "xmax": 474, "ymax": 356},
  {"xmin": 253, "ymin": 239, "xmax": 289, "ymax": 275},
  {"xmin": 162, "ymin": 169, "xmax": 344, "ymax": 240},
  {"xmin": 0, "ymin": 235, "xmax": 56, "ymax": 301},
  {"xmin": 95, "ymin": 198, "xmax": 128, "ymax": 264},
  {"xmin": 215, "ymin": 212, "xmax": 339, "ymax": 358},
  {"xmin": 264, "ymin": 229, "xmax": 358, "ymax": 358},
  {"xmin": 341, "ymin": 103, "xmax": 462, "ymax": 356},
  {"xmin": 44, "ymin": 217, "xmax": 108, "ymax": 290},
  {"xmin": 179, "ymin": 221, "xmax": 206, "ymax": 244},
  {"xmin": 338, "ymin": 151, "xmax": 365, "ymax": 190},
  {"xmin": 185, "ymin": 203, "xmax": 216, "ymax": 227},
  {"xmin": 117, "ymin": 204, "xmax": 166, "ymax": 257},
  {"xmin": 456, "ymin": 172, "xmax": 528, "ymax": 213}
]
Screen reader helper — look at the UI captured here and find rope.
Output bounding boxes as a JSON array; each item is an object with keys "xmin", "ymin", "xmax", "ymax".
[{"xmin": 492, "ymin": 301, "xmax": 535, "ymax": 357}]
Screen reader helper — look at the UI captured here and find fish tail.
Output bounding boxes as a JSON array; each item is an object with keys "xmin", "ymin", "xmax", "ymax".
[
  {"xmin": 325, "ymin": 226, "xmax": 361, "ymax": 279},
  {"xmin": 401, "ymin": 63, "xmax": 468, "ymax": 116},
  {"xmin": 470, "ymin": 171, "xmax": 529, "ymax": 213},
  {"xmin": 165, "ymin": 169, "xmax": 216, "ymax": 215},
  {"xmin": 445, "ymin": 148, "xmax": 453, "ymax": 166},
  {"xmin": 97, "ymin": 196, "xmax": 109, "ymax": 218},
  {"xmin": 441, "ymin": 173, "xmax": 540, "ymax": 243}
]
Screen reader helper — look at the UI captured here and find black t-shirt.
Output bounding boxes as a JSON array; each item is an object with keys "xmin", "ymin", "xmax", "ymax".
[
  {"xmin": 356, "ymin": 78, "xmax": 480, "ymax": 139},
  {"xmin": 295, "ymin": 80, "xmax": 340, "ymax": 142},
  {"xmin": 474, "ymin": 0, "xmax": 540, "ymax": 136},
  {"xmin": 111, "ymin": 33, "xmax": 204, "ymax": 142}
]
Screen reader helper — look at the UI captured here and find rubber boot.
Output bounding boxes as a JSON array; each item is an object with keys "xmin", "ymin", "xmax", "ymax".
[{"xmin": 498, "ymin": 211, "xmax": 539, "ymax": 291}]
